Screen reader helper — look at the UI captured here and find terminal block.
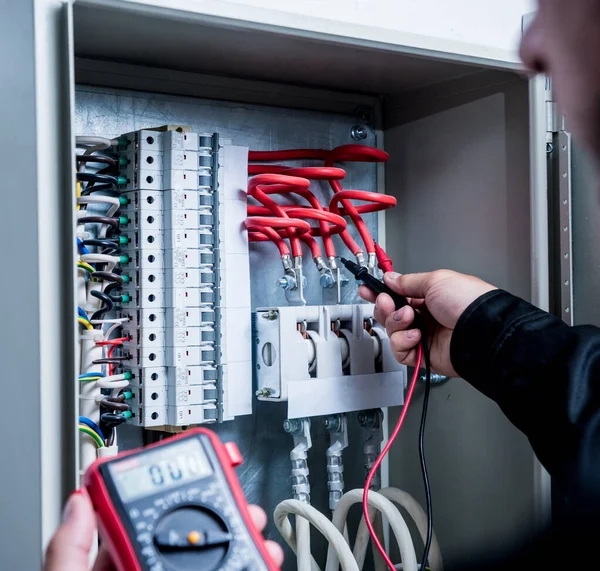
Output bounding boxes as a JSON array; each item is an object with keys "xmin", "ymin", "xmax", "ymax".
[
  {"xmin": 254, "ymin": 304, "xmax": 406, "ymax": 419},
  {"xmin": 117, "ymin": 128, "xmax": 252, "ymax": 428}
]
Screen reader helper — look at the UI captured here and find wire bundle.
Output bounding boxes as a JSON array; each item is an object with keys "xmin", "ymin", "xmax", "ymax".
[
  {"xmin": 247, "ymin": 145, "xmax": 394, "ymax": 268},
  {"xmin": 76, "ymin": 136, "xmax": 133, "ymax": 449}
]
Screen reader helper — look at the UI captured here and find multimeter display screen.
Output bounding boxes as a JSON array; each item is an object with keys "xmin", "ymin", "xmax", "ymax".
[{"xmin": 109, "ymin": 438, "xmax": 212, "ymax": 503}]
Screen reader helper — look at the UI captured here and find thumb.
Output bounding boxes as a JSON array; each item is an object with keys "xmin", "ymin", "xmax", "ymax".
[
  {"xmin": 44, "ymin": 491, "xmax": 97, "ymax": 571},
  {"xmin": 383, "ymin": 271, "xmax": 434, "ymax": 299}
]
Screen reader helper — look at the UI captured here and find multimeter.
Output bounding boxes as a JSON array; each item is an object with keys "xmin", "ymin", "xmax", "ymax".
[{"xmin": 84, "ymin": 428, "xmax": 279, "ymax": 571}]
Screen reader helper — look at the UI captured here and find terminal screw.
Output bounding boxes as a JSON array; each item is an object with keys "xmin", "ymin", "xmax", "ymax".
[
  {"xmin": 283, "ymin": 418, "xmax": 303, "ymax": 434},
  {"xmin": 277, "ymin": 276, "xmax": 296, "ymax": 290},
  {"xmin": 255, "ymin": 388, "xmax": 273, "ymax": 398},
  {"xmin": 320, "ymin": 273, "xmax": 335, "ymax": 288},
  {"xmin": 261, "ymin": 310, "xmax": 278, "ymax": 321},
  {"xmin": 323, "ymin": 415, "xmax": 342, "ymax": 432}
]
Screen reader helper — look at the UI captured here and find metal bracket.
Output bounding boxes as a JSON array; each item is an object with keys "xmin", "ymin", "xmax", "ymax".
[
  {"xmin": 283, "ymin": 417, "xmax": 312, "ymax": 503},
  {"xmin": 281, "ymin": 256, "xmax": 307, "ymax": 306},
  {"xmin": 324, "ymin": 414, "xmax": 349, "ymax": 511},
  {"xmin": 558, "ymin": 131, "xmax": 574, "ymax": 325},
  {"xmin": 358, "ymin": 409, "xmax": 384, "ymax": 491}
]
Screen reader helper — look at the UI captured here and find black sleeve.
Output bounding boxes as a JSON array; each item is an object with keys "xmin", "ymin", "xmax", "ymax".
[{"xmin": 450, "ymin": 289, "xmax": 600, "ymax": 515}]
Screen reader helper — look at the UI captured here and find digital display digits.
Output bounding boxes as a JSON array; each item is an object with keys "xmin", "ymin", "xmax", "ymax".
[{"xmin": 109, "ymin": 438, "xmax": 213, "ymax": 502}]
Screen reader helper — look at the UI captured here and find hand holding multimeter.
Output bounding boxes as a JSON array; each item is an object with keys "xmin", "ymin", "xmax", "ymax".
[{"xmin": 44, "ymin": 430, "xmax": 283, "ymax": 571}]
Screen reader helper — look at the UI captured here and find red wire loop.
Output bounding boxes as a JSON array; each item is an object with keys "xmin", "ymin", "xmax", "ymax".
[
  {"xmin": 247, "ymin": 146, "xmax": 390, "ymax": 259},
  {"xmin": 248, "ymin": 175, "xmax": 312, "ymax": 258},
  {"xmin": 363, "ymin": 343, "xmax": 424, "ymax": 571}
]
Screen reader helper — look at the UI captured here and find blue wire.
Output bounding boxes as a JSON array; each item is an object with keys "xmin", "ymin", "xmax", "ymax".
[
  {"xmin": 78, "ymin": 417, "xmax": 105, "ymax": 441},
  {"xmin": 77, "ymin": 237, "xmax": 90, "ymax": 255},
  {"xmin": 77, "ymin": 307, "xmax": 88, "ymax": 320},
  {"xmin": 79, "ymin": 372, "xmax": 105, "ymax": 378}
]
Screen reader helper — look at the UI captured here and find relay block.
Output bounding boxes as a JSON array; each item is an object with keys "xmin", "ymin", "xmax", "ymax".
[{"xmin": 117, "ymin": 128, "xmax": 252, "ymax": 428}]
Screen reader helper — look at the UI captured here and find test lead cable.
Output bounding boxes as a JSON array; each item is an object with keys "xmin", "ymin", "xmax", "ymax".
[{"xmin": 339, "ymin": 257, "xmax": 433, "ymax": 571}]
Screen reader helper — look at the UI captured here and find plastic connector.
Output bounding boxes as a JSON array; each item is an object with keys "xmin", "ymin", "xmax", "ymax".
[
  {"xmin": 97, "ymin": 445, "xmax": 119, "ymax": 458},
  {"xmin": 118, "ymin": 236, "xmax": 130, "ymax": 245},
  {"xmin": 119, "ymin": 216, "xmax": 130, "ymax": 226},
  {"xmin": 117, "ymin": 176, "xmax": 128, "ymax": 186}
]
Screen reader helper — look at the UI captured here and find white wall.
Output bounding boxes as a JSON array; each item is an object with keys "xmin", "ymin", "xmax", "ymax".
[{"xmin": 121, "ymin": 0, "xmax": 536, "ymax": 64}]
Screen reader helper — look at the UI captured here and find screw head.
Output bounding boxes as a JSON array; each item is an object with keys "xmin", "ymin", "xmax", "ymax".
[
  {"xmin": 320, "ymin": 273, "xmax": 335, "ymax": 288},
  {"xmin": 546, "ymin": 142, "xmax": 554, "ymax": 154},
  {"xmin": 283, "ymin": 418, "xmax": 301, "ymax": 434},
  {"xmin": 323, "ymin": 415, "xmax": 341, "ymax": 432},
  {"xmin": 261, "ymin": 310, "xmax": 278, "ymax": 321},
  {"xmin": 351, "ymin": 125, "xmax": 368, "ymax": 141}
]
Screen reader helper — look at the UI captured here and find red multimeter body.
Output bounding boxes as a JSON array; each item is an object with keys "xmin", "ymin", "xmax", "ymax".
[{"xmin": 84, "ymin": 428, "xmax": 279, "ymax": 571}]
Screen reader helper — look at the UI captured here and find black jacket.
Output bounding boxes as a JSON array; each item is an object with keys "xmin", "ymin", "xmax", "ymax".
[{"xmin": 450, "ymin": 290, "xmax": 600, "ymax": 569}]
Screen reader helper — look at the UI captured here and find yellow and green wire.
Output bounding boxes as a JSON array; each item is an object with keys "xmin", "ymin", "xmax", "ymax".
[
  {"xmin": 78, "ymin": 425, "xmax": 104, "ymax": 448},
  {"xmin": 78, "ymin": 317, "xmax": 93, "ymax": 330},
  {"xmin": 77, "ymin": 261, "xmax": 95, "ymax": 274}
]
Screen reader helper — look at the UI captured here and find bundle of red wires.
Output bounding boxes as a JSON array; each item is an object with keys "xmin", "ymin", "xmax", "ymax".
[{"xmin": 246, "ymin": 145, "xmax": 395, "ymax": 266}]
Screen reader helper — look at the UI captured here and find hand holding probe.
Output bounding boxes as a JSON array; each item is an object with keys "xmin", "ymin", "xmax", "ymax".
[{"xmin": 339, "ymin": 257, "xmax": 422, "ymax": 330}]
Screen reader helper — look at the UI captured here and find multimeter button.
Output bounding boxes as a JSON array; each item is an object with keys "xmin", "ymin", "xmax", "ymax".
[{"xmin": 225, "ymin": 442, "xmax": 243, "ymax": 467}]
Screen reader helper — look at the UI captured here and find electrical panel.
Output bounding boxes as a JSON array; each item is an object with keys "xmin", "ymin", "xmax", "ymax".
[{"xmin": 75, "ymin": 124, "xmax": 405, "ymax": 469}]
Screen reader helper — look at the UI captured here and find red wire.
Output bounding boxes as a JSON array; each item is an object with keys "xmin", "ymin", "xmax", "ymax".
[
  {"xmin": 329, "ymin": 144, "xmax": 389, "ymax": 163},
  {"xmin": 248, "ymin": 165, "xmax": 346, "ymax": 180},
  {"xmin": 249, "ymin": 172, "xmax": 345, "ymax": 259},
  {"xmin": 248, "ymin": 146, "xmax": 390, "ymax": 260},
  {"xmin": 95, "ymin": 337, "xmax": 129, "ymax": 346},
  {"xmin": 375, "ymin": 243, "xmax": 394, "ymax": 273},
  {"xmin": 325, "ymin": 146, "xmax": 389, "ymax": 257},
  {"xmin": 248, "ymin": 149, "xmax": 329, "ymax": 161},
  {"xmin": 98, "ymin": 340, "xmax": 128, "ymax": 376},
  {"xmin": 300, "ymin": 234, "xmax": 322, "ymax": 259},
  {"xmin": 247, "ymin": 228, "xmax": 291, "ymax": 257},
  {"xmin": 248, "ymin": 175, "xmax": 312, "ymax": 258},
  {"xmin": 363, "ymin": 343, "xmax": 423, "ymax": 571}
]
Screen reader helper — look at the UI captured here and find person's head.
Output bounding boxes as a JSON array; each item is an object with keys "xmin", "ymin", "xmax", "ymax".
[{"xmin": 521, "ymin": 0, "xmax": 600, "ymax": 164}]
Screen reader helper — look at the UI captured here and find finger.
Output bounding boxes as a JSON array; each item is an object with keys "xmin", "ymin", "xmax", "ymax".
[
  {"xmin": 384, "ymin": 271, "xmax": 434, "ymax": 299},
  {"xmin": 410, "ymin": 298, "xmax": 426, "ymax": 310},
  {"xmin": 44, "ymin": 491, "xmax": 96, "ymax": 571},
  {"xmin": 247, "ymin": 504, "xmax": 268, "ymax": 532},
  {"xmin": 265, "ymin": 540, "xmax": 285, "ymax": 567},
  {"xmin": 384, "ymin": 304, "xmax": 416, "ymax": 336},
  {"xmin": 373, "ymin": 293, "xmax": 396, "ymax": 326},
  {"xmin": 93, "ymin": 546, "xmax": 117, "ymax": 571},
  {"xmin": 358, "ymin": 285, "xmax": 376, "ymax": 303},
  {"xmin": 389, "ymin": 328, "xmax": 422, "ymax": 366}
]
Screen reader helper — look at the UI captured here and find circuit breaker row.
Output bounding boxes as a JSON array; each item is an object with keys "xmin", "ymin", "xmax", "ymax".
[{"xmin": 117, "ymin": 129, "xmax": 252, "ymax": 428}]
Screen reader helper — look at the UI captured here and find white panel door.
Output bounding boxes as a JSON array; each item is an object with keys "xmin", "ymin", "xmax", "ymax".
[{"xmin": 108, "ymin": 0, "xmax": 535, "ymax": 65}]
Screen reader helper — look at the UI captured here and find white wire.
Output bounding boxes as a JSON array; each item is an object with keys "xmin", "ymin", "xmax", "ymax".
[
  {"xmin": 328, "ymin": 489, "xmax": 418, "ymax": 571},
  {"xmin": 378, "ymin": 489, "xmax": 443, "ymax": 571},
  {"xmin": 104, "ymin": 322, "xmax": 122, "ymax": 341},
  {"xmin": 80, "ymin": 253, "xmax": 120, "ymax": 272},
  {"xmin": 96, "ymin": 374, "xmax": 129, "ymax": 391},
  {"xmin": 274, "ymin": 500, "xmax": 357, "ymax": 571},
  {"xmin": 76, "ymin": 136, "xmax": 117, "ymax": 155},
  {"xmin": 297, "ymin": 517, "xmax": 313, "ymax": 571},
  {"xmin": 91, "ymin": 318, "xmax": 130, "ymax": 325},
  {"xmin": 78, "ymin": 195, "xmax": 121, "ymax": 217}
]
